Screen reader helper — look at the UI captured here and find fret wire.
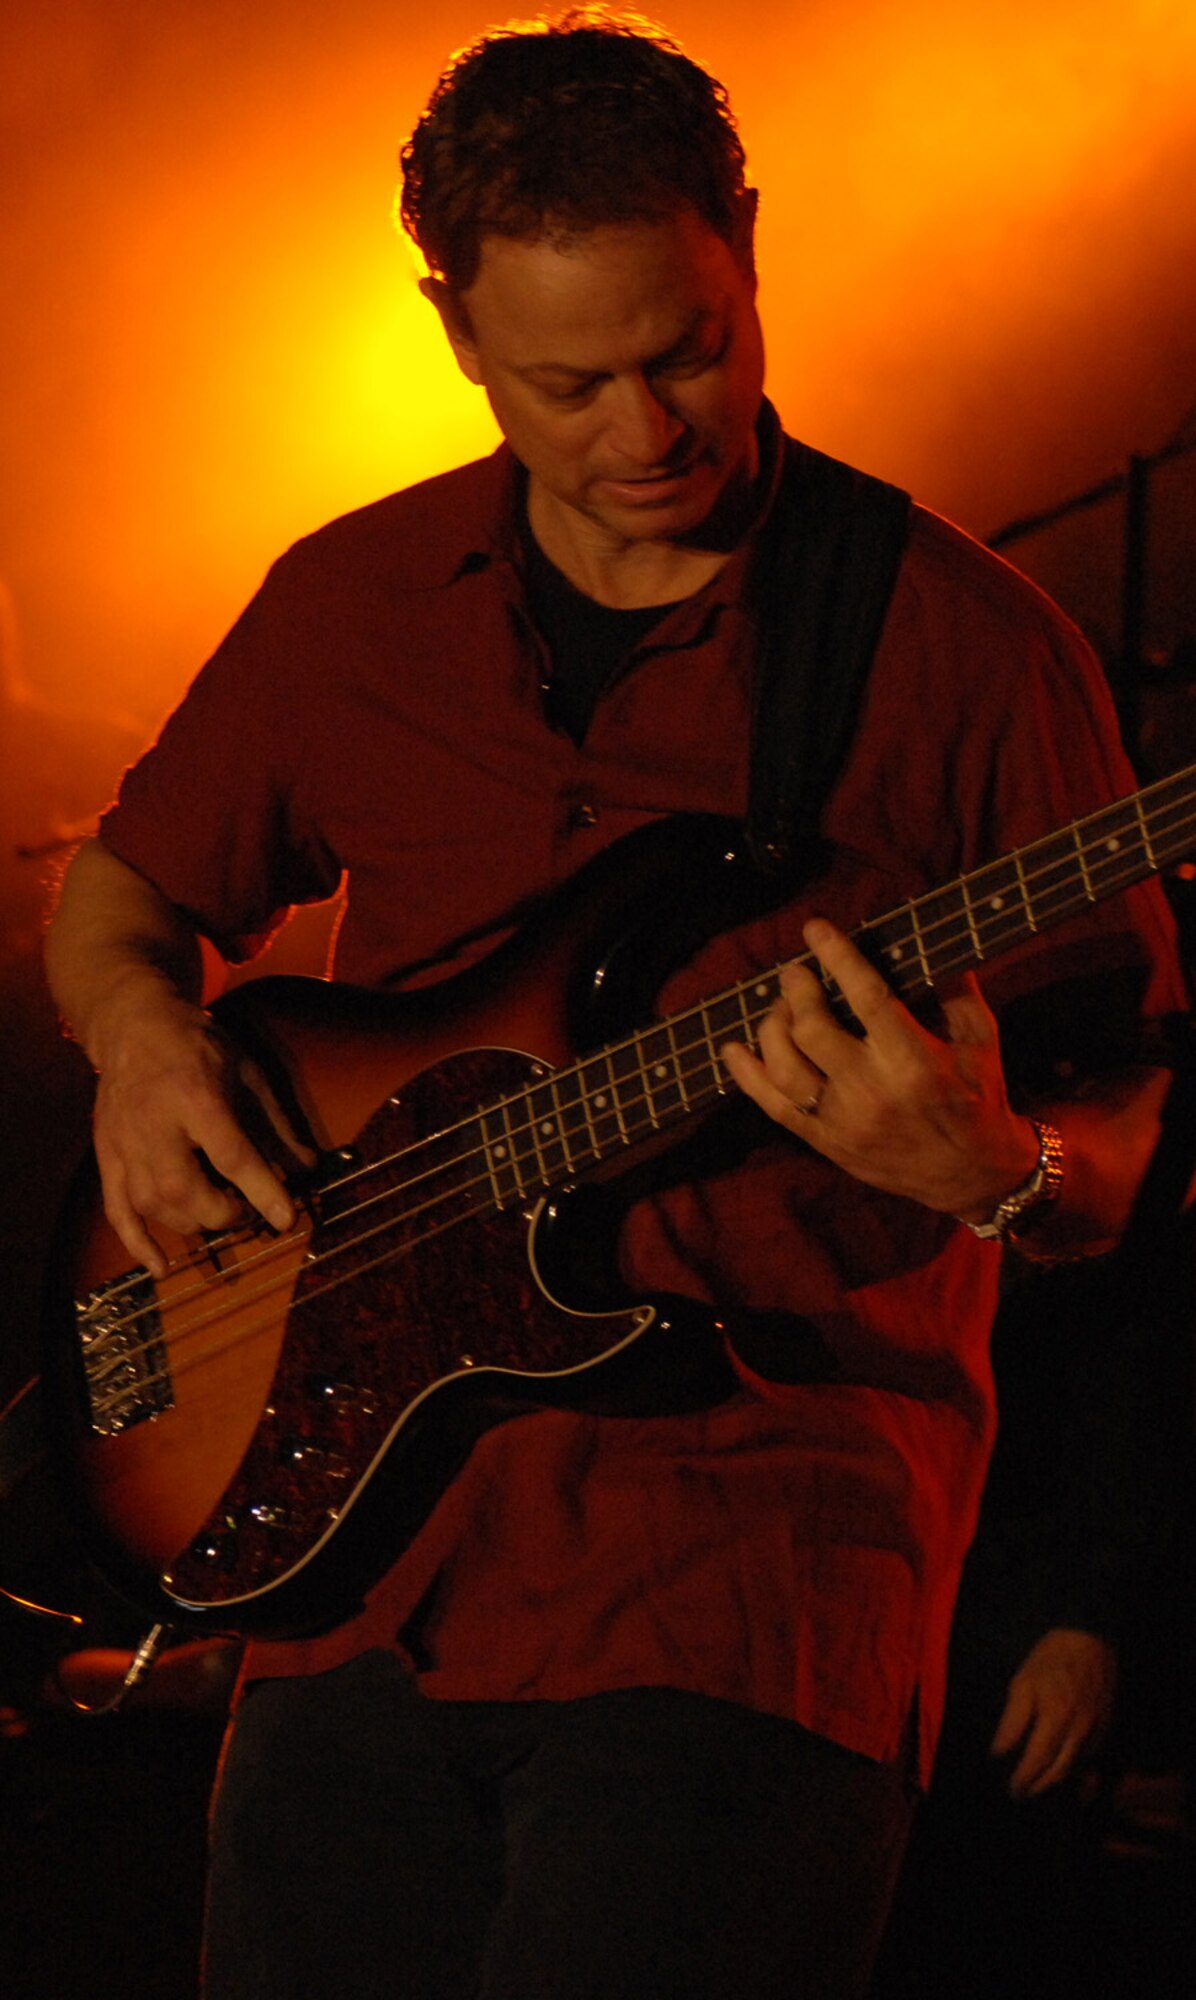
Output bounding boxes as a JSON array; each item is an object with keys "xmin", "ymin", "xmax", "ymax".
[
  {"xmin": 581, "ymin": 1054, "xmax": 618, "ymax": 1157},
  {"xmin": 762, "ymin": 977, "xmax": 781, "ymax": 1024},
  {"xmin": 497, "ymin": 1097, "xmax": 528, "ymax": 1199},
  {"xmin": 664, "ymin": 1019, "xmax": 690, "ymax": 1110},
  {"xmin": 601, "ymin": 1049, "xmax": 631, "ymax": 1147},
  {"xmin": 524, "ymin": 1082, "xmax": 553, "ymax": 1187},
  {"xmin": 698, "ymin": 1000, "xmax": 723, "ymax": 1089},
  {"xmin": 546, "ymin": 1074, "xmax": 578, "ymax": 1176},
  {"xmin": 635, "ymin": 1034, "xmax": 662, "ymax": 1128},
  {"xmin": 701, "ymin": 991, "xmax": 750, "ymax": 1093},
  {"xmin": 672, "ymin": 1026, "xmax": 724, "ymax": 1105},
  {"xmin": 737, "ymin": 974, "xmax": 767, "ymax": 1036},
  {"xmin": 573, "ymin": 1063, "xmax": 603, "ymax": 1161},
  {"xmin": 478, "ymin": 1112, "xmax": 508, "ymax": 1210},
  {"xmin": 553, "ymin": 1068, "xmax": 596, "ymax": 1172},
  {"xmin": 959, "ymin": 879, "xmax": 984, "ymax": 960},
  {"xmin": 609, "ymin": 1037, "xmax": 654, "ymax": 1138},
  {"xmin": 641, "ymin": 1025, "xmax": 677, "ymax": 1118},
  {"xmin": 968, "ymin": 864, "xmax": 1024, "ymax": 953},
  {"xmin": 735, "ymin": 982, "xmax": 757, "ymax": 1044},
  {"xmin": 1011, "ymin": 849, "xmax": 1038, "ymax": 932},
  {"xmin": 906, "ymin": 901, "xmax": 933, "ymax": 984},
  {"xmin": 1071, "ymin": 823, "xmax": 1096, "ymax": 901}
]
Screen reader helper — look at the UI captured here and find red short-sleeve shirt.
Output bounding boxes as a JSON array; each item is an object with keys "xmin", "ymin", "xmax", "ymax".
[{"xmin": 101, "ymin": 414, "xmax": 1182, "ymax": 1781}]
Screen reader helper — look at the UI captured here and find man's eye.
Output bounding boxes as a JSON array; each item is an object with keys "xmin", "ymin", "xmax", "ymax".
[
  {"xmin": 661, "ymin": 338, "xmax": 728, "ymax": 380},
  {"xmin": 541, "ymin": 379, "xmax": 598, "ymax": 404}
]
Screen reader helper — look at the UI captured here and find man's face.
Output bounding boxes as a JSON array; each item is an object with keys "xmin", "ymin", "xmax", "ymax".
[{"xmin": 430, "ymin": 206, "xmax": 766, "ymax": 553}]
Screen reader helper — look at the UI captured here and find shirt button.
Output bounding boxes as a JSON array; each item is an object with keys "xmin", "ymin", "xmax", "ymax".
[{"xmin": 568, "ymin": 801, "xmax": 600, "ymax": 830}]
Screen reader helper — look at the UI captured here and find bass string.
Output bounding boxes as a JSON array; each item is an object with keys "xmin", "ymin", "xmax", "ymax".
[
  {"xmin": 85, "ymin": 975, "xmax": 780, "ymax": 1349},
  {"xmin": 82, "ymin": 832, "xmax": 1182, "ymax": 1389},
  {"xmin": 84, "ymin": 797, "xmax": 1192, "ymax": 1330},
  {"xmin": 82, "ymin": 1051, "xmax": 736, "ymax": 1415},
  {"xmin": 295, "ymin": 815, "xmax": 1196, "ymax": 1214},
  {"xmin": 864, "ymin": 805, "xmax": 1196, "ymax": 984}
]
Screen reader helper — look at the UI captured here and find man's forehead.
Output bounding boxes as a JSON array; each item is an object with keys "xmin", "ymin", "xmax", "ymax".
[
  {"xmin": 509, "ymin": 302, "xmax": 722, "ymax": 382},
  {"xmin": 460, "ymin": 215, "xmax": 747, "ymax": 348}
]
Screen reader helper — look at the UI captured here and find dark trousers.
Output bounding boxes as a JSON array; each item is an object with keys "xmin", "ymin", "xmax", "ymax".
[{"xmin": 204, "ymin": 1650, "xmax": 914, "ymax": 1999}]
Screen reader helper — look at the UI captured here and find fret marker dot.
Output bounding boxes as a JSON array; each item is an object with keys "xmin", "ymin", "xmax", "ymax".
[
  {"xmin": 889, "ymin": 945, "xmax": 903, "ymax": 963},
  {"xmin": 494, "ymin": 1143, "xmax": 507, "ymax": 1160},
  {"xmin": 1106, "ymin": 837, "xmax": 1120, "ymax": 853},
  {"xmin": 755, "ymin": 983, "xmax": 769, "ymax": 999},
  {"xmin": 595, "ymin": 1093, "xmax": 608, "ymax": 1109},
  {"xmin": 654, "ymin": 1064, "xmax": 668, "ymax": 1080},
  {"xmin": 540, "ymin": 1121, "xmax": 555, "ymax": 1137},
  {"xmin": 989, "ymin": 895, "xmax": 1004, "ymax": 912}
]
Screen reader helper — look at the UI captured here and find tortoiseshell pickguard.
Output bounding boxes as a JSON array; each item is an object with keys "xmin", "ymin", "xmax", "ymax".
[{"xmin": 161, "ymin": 1046, "xmax": 644, "ymax": 1621}]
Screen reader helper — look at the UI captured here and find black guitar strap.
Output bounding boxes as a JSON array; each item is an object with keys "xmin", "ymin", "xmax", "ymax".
[{"xmin": 746, "ymin": 436, "xmax": 912, "ymax": 874}]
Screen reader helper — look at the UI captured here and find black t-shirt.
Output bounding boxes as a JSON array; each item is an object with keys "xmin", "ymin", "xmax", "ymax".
[{"xmin": 521, "ymin": 523, "xmax": 681, "ymax": 745}]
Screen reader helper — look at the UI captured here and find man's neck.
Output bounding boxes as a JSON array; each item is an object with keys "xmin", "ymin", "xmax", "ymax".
[{"xmin": 526, "ymin": 485, "xmax": 732, "ymax": 608}]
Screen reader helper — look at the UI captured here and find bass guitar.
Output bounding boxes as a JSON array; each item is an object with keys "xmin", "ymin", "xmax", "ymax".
[{"xmin": 41, "ymin": 763, "xmax": 1196, "ymax": 1637}]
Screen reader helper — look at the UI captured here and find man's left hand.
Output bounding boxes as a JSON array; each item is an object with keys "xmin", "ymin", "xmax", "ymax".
[{"xmin": 721, "ymin": 917, "xmax": 1038, "ymax": 1220}]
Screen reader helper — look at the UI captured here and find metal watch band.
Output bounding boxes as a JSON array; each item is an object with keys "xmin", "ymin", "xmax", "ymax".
[{"xmin": 962, "ymin": 1120, "xmax": 1064, "ymax": 1243}]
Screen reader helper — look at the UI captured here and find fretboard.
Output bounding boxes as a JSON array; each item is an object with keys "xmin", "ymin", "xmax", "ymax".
[{"xmin": 452, "ymin": 760, "xmax": 1196, "ymax": 1215}]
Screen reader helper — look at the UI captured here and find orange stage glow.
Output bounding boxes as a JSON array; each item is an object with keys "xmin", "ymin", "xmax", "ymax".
[{"xmin": 1, "ymin": 0, "xmax": 1194, "ymax": 759}]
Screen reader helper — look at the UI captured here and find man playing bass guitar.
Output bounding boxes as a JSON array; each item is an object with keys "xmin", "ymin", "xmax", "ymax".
[{"xmin": 45, "ymin": 11, "xmax": 1186, "ymax": 1997}]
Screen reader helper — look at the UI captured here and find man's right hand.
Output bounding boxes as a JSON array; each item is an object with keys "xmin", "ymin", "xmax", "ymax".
[
  {"xmin": 45, "ymin": 838, "xmax": 312, "ymax": 1279},
  {"xmin": 92, "ymin": 991, "xmax": 306, "ymax": 1277}
]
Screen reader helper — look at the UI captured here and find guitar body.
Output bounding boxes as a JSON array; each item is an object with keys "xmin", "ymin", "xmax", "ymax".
[{"xmin": 42, "ymin": 817, "xmax": 774, "ymax": 1637}]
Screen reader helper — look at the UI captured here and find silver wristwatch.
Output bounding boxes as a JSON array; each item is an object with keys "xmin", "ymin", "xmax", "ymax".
[{"xmin": 962, "ymin": 1120, "xmax": 1064, "ymax": 1243}]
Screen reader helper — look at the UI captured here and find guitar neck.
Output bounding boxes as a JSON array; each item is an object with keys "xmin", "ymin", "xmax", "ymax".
[
  {"xmin": 861, "ymin": 758, "xmax": 1196, "ymax": 1003},
  {"xmin": 474, "ymin": 761, "xmax": 1196, "ymax": 1207}
]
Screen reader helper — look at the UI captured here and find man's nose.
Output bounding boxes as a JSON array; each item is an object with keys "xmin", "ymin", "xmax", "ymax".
[{"xmin": 606, "ymin": 375, "xmax": 686, "ymax": 466}]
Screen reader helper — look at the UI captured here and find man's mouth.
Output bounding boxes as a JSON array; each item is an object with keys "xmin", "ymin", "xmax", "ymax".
[{"xmin": 599, "ymin": 457, "xmax": 701, "ymax": 501}]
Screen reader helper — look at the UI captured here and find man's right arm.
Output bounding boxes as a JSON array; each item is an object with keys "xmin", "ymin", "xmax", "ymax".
[{"xmin": 46, "ymin": 839, "xmax": 298, "ymax": 1277}]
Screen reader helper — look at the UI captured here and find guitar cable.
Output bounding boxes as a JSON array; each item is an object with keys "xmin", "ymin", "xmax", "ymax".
[{"xmin": 50, "ymin": 1619, "xmax": 178, "ymax": 1719}]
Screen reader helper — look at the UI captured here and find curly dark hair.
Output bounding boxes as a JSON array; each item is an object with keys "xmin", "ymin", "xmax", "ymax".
[{"xmin": 398, "ymin": 7, "xmax": 751, "ymax": 292}]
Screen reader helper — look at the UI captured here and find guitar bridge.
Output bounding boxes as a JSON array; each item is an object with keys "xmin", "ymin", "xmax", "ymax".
[{"xmin": 76, "ymin": 1271, "xmax": 175, "ymax": 1436}]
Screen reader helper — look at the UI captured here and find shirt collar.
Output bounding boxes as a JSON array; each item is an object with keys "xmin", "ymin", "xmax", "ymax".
[{"xmin": 436, "ymin": 398, "xmax": 788, "ymax": 602}]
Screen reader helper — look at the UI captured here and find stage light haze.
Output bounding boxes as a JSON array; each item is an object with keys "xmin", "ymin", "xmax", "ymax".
[{"xmin": 2, "ymin": 0, "xmax": 1194, "ymax": 739}]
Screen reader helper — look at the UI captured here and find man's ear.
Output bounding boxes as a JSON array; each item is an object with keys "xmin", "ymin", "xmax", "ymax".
[{"xmin": 418, "ymin": 277, "xmax": 483, "ymax": 385}]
